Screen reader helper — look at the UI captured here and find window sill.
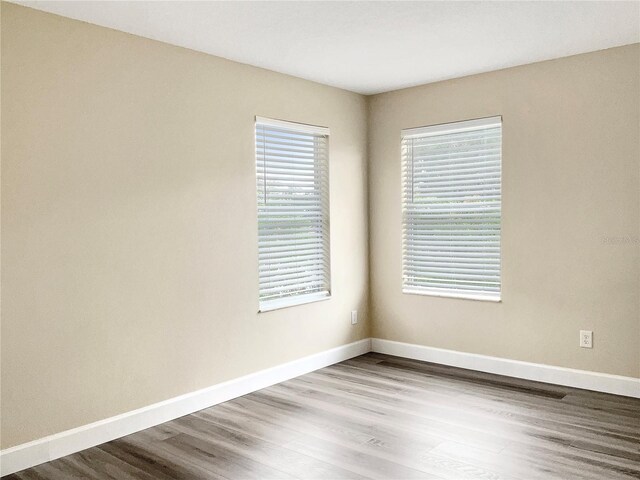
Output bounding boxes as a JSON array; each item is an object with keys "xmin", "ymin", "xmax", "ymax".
[
  {"xmin": 259, "ymin": 291, "xmax": 331, "ymax": 313},
  {"xmin": 403, "ymin": 287, "xmax": 501, "ymax": 303}
]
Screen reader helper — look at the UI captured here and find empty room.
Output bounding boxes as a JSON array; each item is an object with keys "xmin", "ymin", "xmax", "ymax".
[{"xmin": 1, "ymin": 1, "xmax": 639, "ymax": 479}]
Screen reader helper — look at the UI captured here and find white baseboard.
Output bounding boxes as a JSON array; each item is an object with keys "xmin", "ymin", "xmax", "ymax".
[
  {"xmin": 0, "ymin": 338, "xmax": 371, "ymax": 477},
  {"xmin": 371, "ymin": 338, "xmax": 640, "ymax": 399}
]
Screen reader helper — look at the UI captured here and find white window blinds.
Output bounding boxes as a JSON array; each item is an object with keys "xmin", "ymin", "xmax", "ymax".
[
  {"xmin": 256, "ymin": 117, "xmax": 331, "ymax": 311},
  {"xmin": 402, "ymin": 116, "xmax": 502, "ymax": 301}
]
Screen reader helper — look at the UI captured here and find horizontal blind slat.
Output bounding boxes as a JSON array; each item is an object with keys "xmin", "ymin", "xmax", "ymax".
[
  {"xmin": 259, "ymin": 260, "xmax": 329, "ymax": 274},
  {"xmin": 404, "ymin": 281, "xmax": 500, "ymax": 293},
  {"xmin": 408, "ymin": 147, "xmax": 501, "ymax": 162},
  {"xmin": 259, "ymin": 250, "xmax": 326, "ymax": 261},
  {"xmin": 406, "ymin": 154, "xmax": 501, "ymax": 168},
  {"xmin": 260, "ymin": 279, "xmax": 327, "ymax": 296},
  {"xmin": 406, "ymin": 259, "xmax": 500, "ymax": 268}
]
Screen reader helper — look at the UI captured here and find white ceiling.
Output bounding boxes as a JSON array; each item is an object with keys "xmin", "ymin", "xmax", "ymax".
[{"xmin": 13, "ymin": 1, "xmax": 640, "ymax": 95}]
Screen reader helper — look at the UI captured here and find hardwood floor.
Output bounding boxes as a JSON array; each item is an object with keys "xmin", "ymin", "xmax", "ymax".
[{"xmin": 5, "ymin": 353, "xmax": 640, "ymax": 480}]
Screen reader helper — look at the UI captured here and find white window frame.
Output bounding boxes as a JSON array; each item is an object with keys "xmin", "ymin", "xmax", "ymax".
[
  {"xmin": 255, "ymin": 116, "xmax": 331, "ymax": 312},
  {"xmin": 401, "ymin": 116, "xmax": 502, "ymax": 302}
]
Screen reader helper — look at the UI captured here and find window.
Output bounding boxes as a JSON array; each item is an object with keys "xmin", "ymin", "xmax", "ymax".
[
  {"xmin": 255, "ymin": 117, "xmax": 331, "ymax": 312},
  {"xmin": 401, "ymin": 116, "xmax": 502, "ymax": 301}
]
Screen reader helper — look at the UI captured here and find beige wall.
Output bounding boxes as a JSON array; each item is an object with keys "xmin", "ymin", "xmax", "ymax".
[
  {"xmin": 1, "ymin": 3, "xmax": 370, "ymax": 449},
  {"xmin": 368, "ymin": 44, "xmax": 640, "ymax": 378}
]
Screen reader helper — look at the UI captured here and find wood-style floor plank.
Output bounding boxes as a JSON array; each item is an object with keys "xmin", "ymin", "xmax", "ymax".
[{"xmin": 4, "ymin": 353, "xmax": 640, "ymax": 479}]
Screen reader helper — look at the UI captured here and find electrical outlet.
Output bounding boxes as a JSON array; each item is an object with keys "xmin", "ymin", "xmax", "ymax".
[
  {"xmin": 580, "ymin": 330, "xmax": 593, "ymax": 348},
  {"xmin": 351, "ymin": 310, "xmax": 358, "ymax": 325}
]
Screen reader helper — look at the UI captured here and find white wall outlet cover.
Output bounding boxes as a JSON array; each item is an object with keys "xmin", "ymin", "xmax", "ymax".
[
  {"xmin": 580, "ymin": 330, "xmax": 593, "ymax": 348},
  {"xmin": 351, "ymin": 310, "xmax": 358, "ymax": 325}
]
